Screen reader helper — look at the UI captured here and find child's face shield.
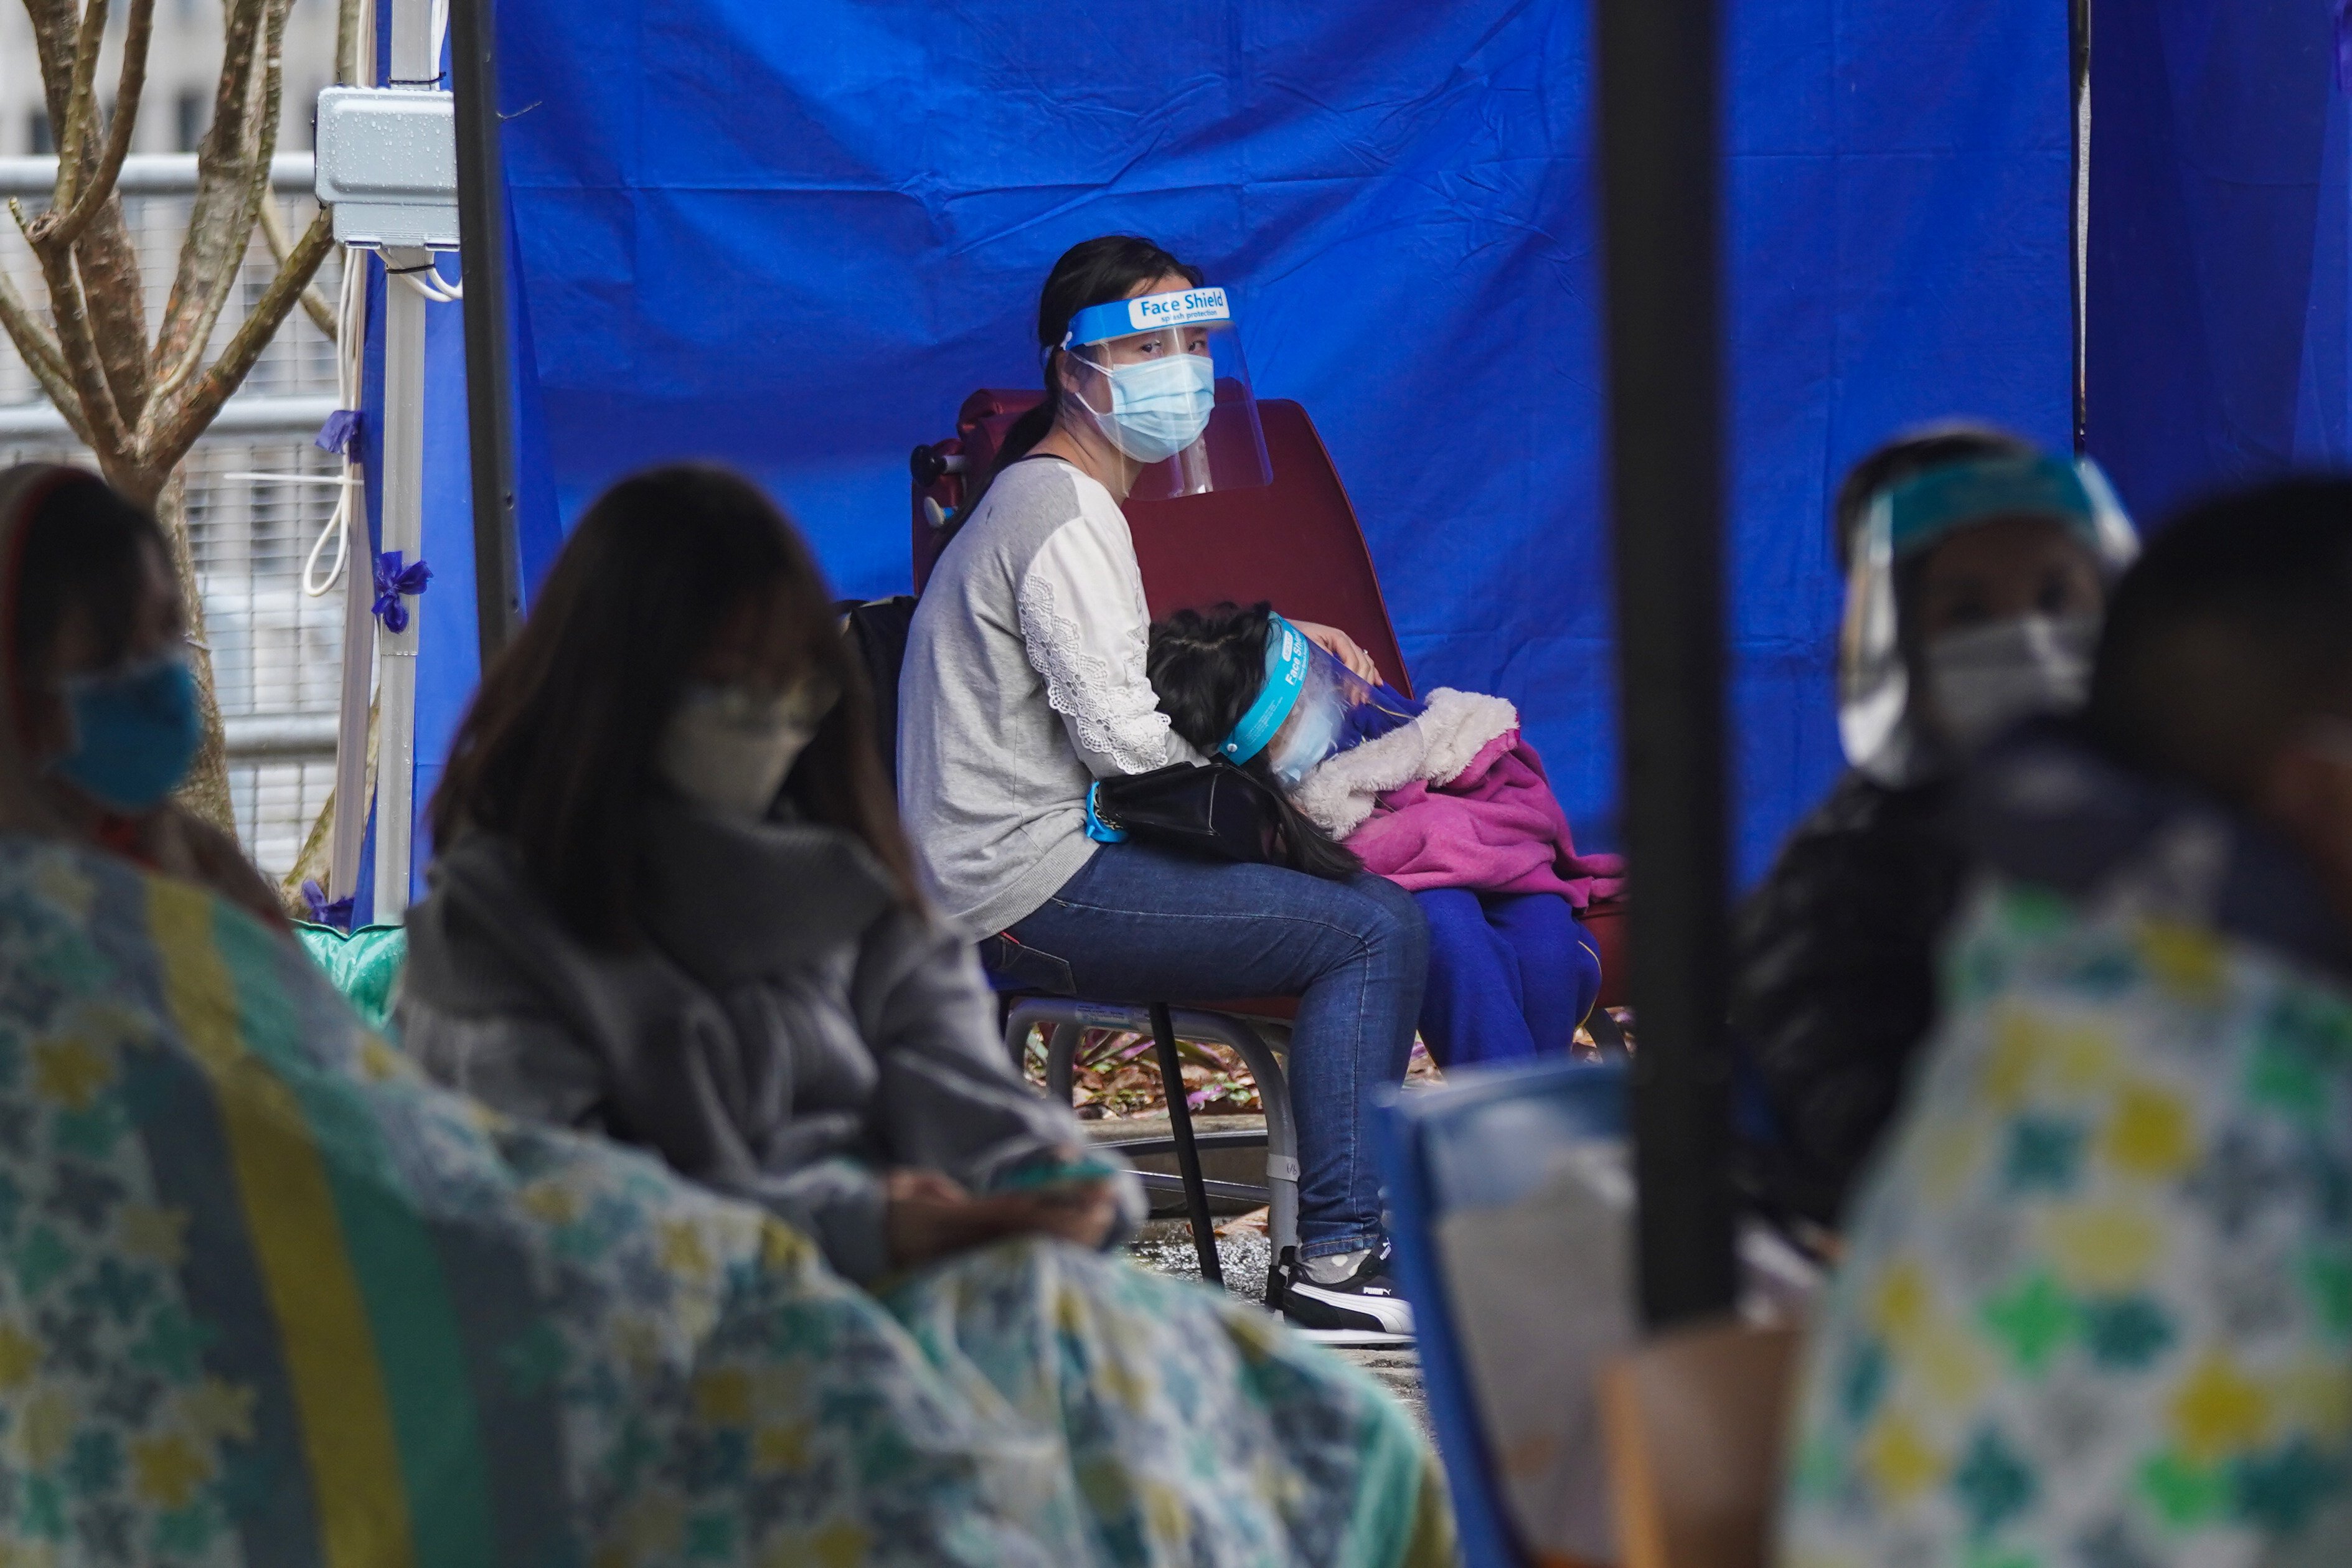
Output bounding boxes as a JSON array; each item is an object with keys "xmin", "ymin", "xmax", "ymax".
[
  {"xmin": 1063, "ymin": 287, "xmax": 1271, "ymax": 500},
  {"xmin": 1838, "ymin": 453, "xmax": 2138, "ymax": 786},
  {"xmin": 1220, "ymin": 615, "xmax": 1424, "ymax": 786}
]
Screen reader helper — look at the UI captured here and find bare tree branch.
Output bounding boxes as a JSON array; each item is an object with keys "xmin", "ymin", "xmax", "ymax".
[
  {"xmin": 74, "ymin": 205, "xmax": 154, "ymax": 427},
  {"xmin": 335, "ymin": 0, "xmax": 365, "ymax": 85},
  {"xmin": 26, "ymin": 224, "xmax": 129, "ymax": 454},
  {"xmin": 258, "ymin": 192, "xmax": 336, "ymax": 342},
  {"xmin": 19, "ymin": 2, "xmax": 153, "ymax": 446},
  {"xmin": 153, "ymin": 0, "xmax": 275, "ymax": 377},
  {"xmin": 24, "ymin": 0, "xmax": 80, "ymax": 124},
  {"xmin": 46, "ymin": 0, "xmax": 155, "ymax": 247},
  {"xmin": 0, "ymin": 270, "xmax": 92, "ymax": 446},
  {"xmin": 149, "ymin": 207, "xmax": 334, "ymax": 469},
  {"xmin": 51, "ymin": 0, "xmax": 111, "ymax": 213}
]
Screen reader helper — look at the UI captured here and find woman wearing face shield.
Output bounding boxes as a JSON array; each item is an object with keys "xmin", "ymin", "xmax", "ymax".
[
  {"xmin": 899, "ymin": 237, "xmax": 1429, "ymax": 1345},
  {"xmin": 1731, "ymin": 427, "xmax": 2138, "ymax": 1230}
]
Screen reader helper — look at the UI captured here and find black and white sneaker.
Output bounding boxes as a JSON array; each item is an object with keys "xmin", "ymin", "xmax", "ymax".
[{"xmin": 1269, "ymin": 1243, "xmax": 1415, "ymax": 1347}]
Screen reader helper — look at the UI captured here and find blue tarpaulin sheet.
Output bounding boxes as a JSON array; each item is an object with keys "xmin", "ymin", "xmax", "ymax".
[
  {"xmin": 390, "ymin": 0, "xmax": 2071, "ymax": 894},
  {"xmin": 2087, "ymin": 1, "xmax": 2352, "ymax": 524}
]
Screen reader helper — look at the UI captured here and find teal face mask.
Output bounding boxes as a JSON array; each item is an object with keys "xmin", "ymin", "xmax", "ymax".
[
  {"xmin": 1078, "ymin": 352, "xmax": 1215, "ymax": 464},
  {"xmin": 50, "ymin": 654, "xmax": 202, "ymax": 812}
]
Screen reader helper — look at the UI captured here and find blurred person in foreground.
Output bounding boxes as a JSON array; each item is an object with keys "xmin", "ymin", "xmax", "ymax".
[
  {"xmin": 1, "ymin": 463, "xmax": 281, "ymax": 923},
  {"xmin": 1778, "ymin": 479, "xmax": 2352, "ymax": 1568},
  {"xmin": 402, "ymin": 463, "xmax": 1453, "ymax": 1562},
  {"xmin": 1734, "ymin": 428, "xmax": 2137, "ymax": 1227},
  {"xmin": 0, "ymin": 462, "xmax": 1451, "ymax": 1561}
]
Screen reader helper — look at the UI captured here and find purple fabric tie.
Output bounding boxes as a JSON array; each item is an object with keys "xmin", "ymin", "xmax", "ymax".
[
  {"xmin": 2341, "ymin": 1, "xmax": 2352, "ymax": 92},
  {"xmin": 300, "ymin": 879, "xmax": 357, "ymax": 932},
  {"xmin": 314, "ymin": 408, "xmax": 363, "ymax": 459},
  {"xmin": 372, "ymin": 550, "xmax": 431, "ymax": 634}
]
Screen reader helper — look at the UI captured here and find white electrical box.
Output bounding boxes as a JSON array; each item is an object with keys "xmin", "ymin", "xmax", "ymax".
[{"xmin": 314, "ymin": 86, "xmax": 460, "ymax": 251}]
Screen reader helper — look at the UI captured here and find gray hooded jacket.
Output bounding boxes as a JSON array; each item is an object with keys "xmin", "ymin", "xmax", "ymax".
[{"xmin": 398, "ymin": 802, "xmax": 1135, "ymax": 1283}]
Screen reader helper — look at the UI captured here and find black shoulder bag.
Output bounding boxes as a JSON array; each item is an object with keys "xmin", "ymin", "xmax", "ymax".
[{"xmin": 1087, "ymin": 760, "xmax": 1295, "ymax": 866}]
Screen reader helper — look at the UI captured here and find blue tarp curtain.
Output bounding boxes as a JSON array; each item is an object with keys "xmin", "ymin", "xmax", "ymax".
[
  {"xmin": 382, "ymin": 0, "xmax": 2074, "ymax": 896},
  {"xmin": 2086, "ymin": 1, "xmax": 2352, "ymax": 523}
]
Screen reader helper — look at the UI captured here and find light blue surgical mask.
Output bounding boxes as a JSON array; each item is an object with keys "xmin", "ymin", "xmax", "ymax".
[
  {"xmin": 50, "ymin": 653, "xmax": 202, "ymax": 812},
  {"xmin": 1076, "ymin": 352, "xmax": 1215, "ymax": 464}
]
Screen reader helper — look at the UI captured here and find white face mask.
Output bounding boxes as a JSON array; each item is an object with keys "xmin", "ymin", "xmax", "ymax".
[
  {"xmin": 657, "ymin": 680, "xmax": 836, "ymax": 820},
  {"xmin": 1922, "ymin": 613, "xmax": 2097, "ymax": 757}
]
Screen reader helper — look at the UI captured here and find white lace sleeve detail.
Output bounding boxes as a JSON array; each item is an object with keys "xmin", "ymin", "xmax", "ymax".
[{"xmin": 1017, "ymin": 522, "xmax": 1191, "ymax": 777}]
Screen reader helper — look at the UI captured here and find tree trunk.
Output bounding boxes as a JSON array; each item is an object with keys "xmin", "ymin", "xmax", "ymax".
[{"xmin": 151, "ymin": 473, "xmax": 238, "ymax": 833}]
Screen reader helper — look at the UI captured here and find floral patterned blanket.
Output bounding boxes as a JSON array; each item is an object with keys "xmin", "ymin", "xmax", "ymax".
[
  {"xmin": 0, "ymin": 838, "xmax": 1449, "ymax": 1566},
  {"xmin": 1780, "ymin": 881, "xmax": 2352, "ymax": 1568}
]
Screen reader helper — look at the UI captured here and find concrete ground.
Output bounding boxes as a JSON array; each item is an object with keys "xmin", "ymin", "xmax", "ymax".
[{"xmin": 1127, "ymin": 1218, "xmax": 1430, "ymax": 1435}]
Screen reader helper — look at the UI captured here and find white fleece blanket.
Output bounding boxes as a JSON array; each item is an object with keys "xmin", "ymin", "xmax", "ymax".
[{"xmin": 1289, "ymin": 687, "xmax": 1522, "ymax": 842}]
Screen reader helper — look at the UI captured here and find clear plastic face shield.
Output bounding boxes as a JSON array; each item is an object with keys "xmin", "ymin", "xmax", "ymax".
[
  {"xmin": 1061, "ymin": 286, "xmax": 1271, "ymax": 501},
  {"xmin": 1838, "ymin": 453, "xmax": 2139, "ymax": 786},
  {"xmin": 1219, "ymin": 614, "xmax": 1424, "ymax": 786}
]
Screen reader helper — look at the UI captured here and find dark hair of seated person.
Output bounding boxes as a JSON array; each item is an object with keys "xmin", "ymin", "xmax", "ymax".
[
  {"xmin": 430, "ymin": 464, "xmax": 918, "ymax": 947},
  {"xmin": 1144, "ymin": 600, "xmax": 1363, "ymax": 881},
  {"xmin": 2087, "ymin": 476, "xmax": 2352, "ymax": 806},
  {"xmin": 10, "ymin": 472, "xmax": 172, "ymax": 686}
]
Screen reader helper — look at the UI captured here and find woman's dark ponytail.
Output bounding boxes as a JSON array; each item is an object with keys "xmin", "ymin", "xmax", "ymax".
[
  {"xmin": 955, "ymin": 235, "xmax": 1204, "ymax": 525},
  {"xmin": 1146, "ymin": 603, "xmax": 1364, "ymax": 882}
]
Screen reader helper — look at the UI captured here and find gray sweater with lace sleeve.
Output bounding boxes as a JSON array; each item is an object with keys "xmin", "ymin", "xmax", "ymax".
[{"xmin": 897, "ymin": 456, "xmax": 1201, "ymax": 937}]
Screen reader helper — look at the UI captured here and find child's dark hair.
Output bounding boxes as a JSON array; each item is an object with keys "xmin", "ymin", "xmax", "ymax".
[
  {"xmin": 958, "ymin": 235, "xmax": 1203, "ymax": 523},
  {"xmin": 11, "ymin": 470, "xmax": 171, "ymax": 684},
  {"xmin": 1146, "ymin": 601, "xmax": 1363, "ymax": 881},
  {"xmin": 2087, "ymin": 477, "xmax": 2352, "ymax": 806}
]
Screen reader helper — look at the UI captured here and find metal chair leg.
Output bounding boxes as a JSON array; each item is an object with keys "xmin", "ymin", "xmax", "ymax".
[{"xmin": 1149, "ymin": 1002, "xmax": 1223, "ymax": 1286}]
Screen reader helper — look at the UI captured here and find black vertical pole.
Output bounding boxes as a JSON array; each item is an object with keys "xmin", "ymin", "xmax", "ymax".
[
  {"xmin": 449, "ymin": 0, "xmax": 523, "ymax": 661},
  {"xmin": 2069, "ymin": 0, "xmax": 2092, "ymax": 454},
  {"xmin": 1594, "ymin": 0, "xmax": 1739, "ymax": 1327}
]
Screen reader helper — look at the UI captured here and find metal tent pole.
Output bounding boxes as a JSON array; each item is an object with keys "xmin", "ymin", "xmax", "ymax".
[
  {"xmin": 370, "ymin": 0, "xmax": 434, "ymax": 926},
  {"xmin": 449, "ymin": 0, "xmax": 522, "ymax": 660},
  {"xmin": 327, "ymin": 0, "xmax": 379, "ymax": 904},
  {"xmin": 1595, "ymin": 0, "xmax": 1739, "ymax": 1328}
]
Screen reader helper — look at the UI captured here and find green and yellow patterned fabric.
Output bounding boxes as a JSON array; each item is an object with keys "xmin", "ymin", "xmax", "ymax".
[
  {"xmin": 0, "ymin": 836, "xmax": 1450, "ymax": 1566},
  {"xmin": 1779, "ymin": 883, "xmax": 2352, "ymax": 1568}
]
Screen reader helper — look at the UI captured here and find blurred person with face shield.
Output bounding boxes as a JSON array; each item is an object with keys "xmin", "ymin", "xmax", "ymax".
[
  {"xmin": 1778, "ymin": 481, "xmax": 2352, "ymax": 1568},
  {"xmin": 1731, "ymin": 426, "xmax": 2138, "ymax": 1229},
  {"xmin": 900, "ymin": 237, "xmax": 1431, "ymax": 1345}
]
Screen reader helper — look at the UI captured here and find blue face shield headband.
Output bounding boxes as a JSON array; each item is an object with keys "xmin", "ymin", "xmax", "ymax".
[
  {"xmin": 1880, "ymin": 453, "xmax": 2119, "ymax": 561},
  {"xmin": 1220, "ymin": 614, "xmax": 1310, "ymax": 764},
  {"xmin": 1062, "ymin": 287, "xmax": 1231, "ymax": 350}
]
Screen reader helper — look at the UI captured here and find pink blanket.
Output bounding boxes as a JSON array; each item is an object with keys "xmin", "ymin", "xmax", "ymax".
[{"xmin": 1344, "ymin": 732, "xmax": 1627, "ymax": 907}]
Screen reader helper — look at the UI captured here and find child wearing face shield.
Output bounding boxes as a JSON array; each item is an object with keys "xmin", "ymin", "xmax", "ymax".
[
  {"xmin": 0, "ymin": 464, "xmax": 283, "ymax": 926},
  {"xmin": 1148, "ymin": 603, "xmax": 1625, "ymax": 1069},
  {"xmin": 401, "ymin": 466, "xmax": 1451, "ymax": 1549},
  {"xmin": 1731, "ymin": 427, "xmax": 2137, "ymax": 1230}
]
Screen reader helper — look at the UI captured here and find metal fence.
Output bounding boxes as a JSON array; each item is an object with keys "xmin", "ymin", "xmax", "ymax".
[{"xmin": 1, "ymin": 166, "xmax": 351, "ymax": 885}]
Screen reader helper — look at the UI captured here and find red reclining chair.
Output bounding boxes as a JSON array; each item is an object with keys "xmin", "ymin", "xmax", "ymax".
[{"xmin": 908, "ymin": 389, "xmax": 1625, "ymax": 1297}]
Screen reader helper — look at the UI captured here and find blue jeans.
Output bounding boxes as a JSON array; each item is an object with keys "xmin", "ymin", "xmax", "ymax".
[
  {"xmin": 1414, "ymin": 888, "xmax": 1601, "ymax": 1069},
  {"xmin": 997, "ymin": 843, "xmax": 1428, "ymax": 1261}
]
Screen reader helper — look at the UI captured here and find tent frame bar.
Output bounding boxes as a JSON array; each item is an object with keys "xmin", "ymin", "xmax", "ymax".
[
  {"xmin": 451, "ymin": 0, "xmax": 524, "ymax": 661},
  {"xmin": 1596, "ymin": 0, "xmax": 1739, "ymax": 1328}
]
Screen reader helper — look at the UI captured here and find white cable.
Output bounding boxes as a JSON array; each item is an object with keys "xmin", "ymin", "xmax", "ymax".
[
  {"xmin": 301, "ymin": 256, "xmax": 372, "ymax": 598},
  {"xmin": 393, "ymin": 266, "xmax": 463, "ymax": 303}
]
